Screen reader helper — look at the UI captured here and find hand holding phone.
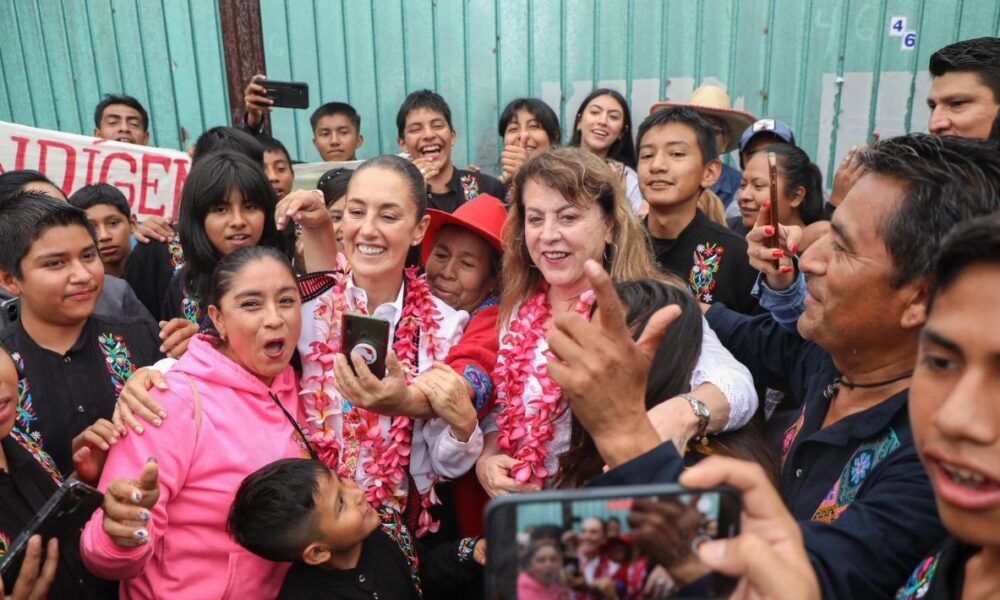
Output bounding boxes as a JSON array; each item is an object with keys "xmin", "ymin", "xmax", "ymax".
[
  {"xmin": 259, "ymin": 79, "xmax": 309, "ymax": 110},
  {"xmin": 340, "ymin": 314, "xmax": 390, "ymax": 379},
  {"xmin": 0, "ymin": 481, "xmax": 102, "ymax": 580}
]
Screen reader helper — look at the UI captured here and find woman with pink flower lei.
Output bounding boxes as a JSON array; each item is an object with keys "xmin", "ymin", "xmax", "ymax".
[
  {"xmin": 476, "ymin": 148, "xmax": 757, "ymax": 496},
  {"xmin": 284, "ymin": 155, "xmax": 483, "ymax": 534}
]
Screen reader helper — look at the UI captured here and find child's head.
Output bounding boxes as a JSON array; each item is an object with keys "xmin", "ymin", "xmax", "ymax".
[
  {"xmin": 0, "ymin": 170, "xmax": 67, "ymax": 205},
  {"xmin": 259, "ymin": 135, "xmax": 294, "ymax": 200},
  {"xmin": 0, "ymin": 194, "xmax": 103, "ymax": 326},
  {"xmin": 520, "ymin": 542, "xmax": 563, "ymax": 585},
  {"xmin": 738, "ymin": 144, "xmax": 825, "ymax": 229},
  {"xmin": 570, "ymin": 88, "xmax": 636, "ymax": 167},
  {"xmin": 318, "ymin": 168, "xmax": 353, "ymax": 246},
  {"xmin": 396, "ymin": 90, "xmax": 457, "ymax": 173},
  {"xmin": 68, "ymin": 183, "xmax": 136, "ymax": 275},
  {"xmin": 229, "ymin": 459, "xmax": 380, "ymax": 566},
  {"xmin": 177, "ymin": 150, "xmax": 283, "ymax": 302},
  {"xmin": 310, "ymin": 102, "xmax": 363, "ymax": 162},
  {"xmin": 499, "ymin": 98, "xmax": 561, "ymax": 159},
  {"xmin": 636, "ymin": 107, "xmax": 722, "ymax": 212},
  {"xmin": 192, "ymin": 127, "xmax": 265, "ymax": 166}
]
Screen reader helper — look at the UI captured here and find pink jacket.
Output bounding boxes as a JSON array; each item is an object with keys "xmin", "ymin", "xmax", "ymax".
[{"xmin": 80, "ymin": 336, "xmax": 308, "ymax": 599}]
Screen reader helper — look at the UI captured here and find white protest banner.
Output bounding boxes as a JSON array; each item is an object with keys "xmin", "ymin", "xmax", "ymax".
[
  {"xmin": 0, "ymin": 121, "xmax": 190, "ymax": 221},
  {"xmin": 291, "ymin": 159, "xmax": 362, "ymax": 191}
]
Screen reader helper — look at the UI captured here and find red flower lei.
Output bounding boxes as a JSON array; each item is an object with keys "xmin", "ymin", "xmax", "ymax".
[
  {"xmin": 302, "ymin": 262, "xmax": 443, "ymax": 534},
  {"xmin": 493, "ymin": 289, "xmax": 594, "ymax": 487}
]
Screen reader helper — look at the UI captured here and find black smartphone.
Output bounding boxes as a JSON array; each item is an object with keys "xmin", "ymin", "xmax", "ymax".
[
  {"xmin": 0, "ymin": 480, "xmax": 103, "ymax": 580},
  {"xmin": 260, "ymin": 79, "xmax": 309, "ymax": 109},
  {"xmin": 0, "ymin": 296, "xmax": 19, "ymax": 328},
  {"xmin": 485, "ymin": 484, "xmax": 740, "ymax": 600},
  {"xmin": 341, "ymin": 313, "xmax": 390, "ymax": 378}
]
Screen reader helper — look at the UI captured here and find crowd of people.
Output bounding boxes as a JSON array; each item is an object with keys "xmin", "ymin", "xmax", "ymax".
[{"xmin": 0, "ymin": 34, "xmax": 998, "ymax": 599}]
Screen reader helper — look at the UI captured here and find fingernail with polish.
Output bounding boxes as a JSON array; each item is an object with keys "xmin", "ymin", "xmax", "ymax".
[
  {"xmin": 147, "ymin": 456, "xmax": 158, "ymax": 464},
  {"xmin": 139, "ymin": 511, "xmax": 150, "ymax": 522},
  {"xmin": 131, "ymin": 490, "xmax": 142, "ymax": 503},
  {"xmin": 136, "ymin": 426, "xmax": 144, "ymax": 434},
  {"xmin": 780, "ymin": 266, "xmax": 794, "ymax": 274},
  {"xmin": 772, "ymin": 249, "xmax": 784, "ymax": 258},
  {"xmin": 789, "ymin": 244, "xmax": 798, "ymax": 255},
  {"xmin": 134, "ymin": 529, "xmax": 149, "ymax": 540},
  {"xmin": 153, "ymin": 418, "xmax": 162, "ymax": 427},
  {"xmin": 764, "ymin": 226, "xmax": 775, "ymax": 236}
]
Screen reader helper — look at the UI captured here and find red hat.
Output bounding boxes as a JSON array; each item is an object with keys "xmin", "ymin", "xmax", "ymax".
[{"xmin": 421, "ymin": 194, "xmax": 507, "ymax": 265}]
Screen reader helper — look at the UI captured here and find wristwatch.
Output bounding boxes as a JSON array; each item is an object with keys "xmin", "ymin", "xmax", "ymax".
[{"xmin": 681, "ymin": 394, "xmax": 710, "ymax": 446}]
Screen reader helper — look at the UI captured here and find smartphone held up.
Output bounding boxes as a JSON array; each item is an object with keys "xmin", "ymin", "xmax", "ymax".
[{"xmin": 485, "ymin": 484, "xmax": 740, "ymax": 599}]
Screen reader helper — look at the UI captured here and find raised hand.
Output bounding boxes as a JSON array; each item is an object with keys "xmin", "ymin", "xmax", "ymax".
[
  {"xmin": 102, "ymin": 459, "xmax": 161, "ymax": 548},
  {"xmin": 243, "ymin": 74, "xmax": 273, "ymax": 131}
]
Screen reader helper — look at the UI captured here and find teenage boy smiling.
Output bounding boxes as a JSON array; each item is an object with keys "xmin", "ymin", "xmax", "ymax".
[
  {"xmin": 396, "ymin": 90, "xmax": 505, "ymax": 213},
  {"xmin": 0, "ymin": 196, "xmax": 160, "ymax": 474},
  {"xmin": 637, "ymin": 106, "xmax": 759, "ymax": 314}
]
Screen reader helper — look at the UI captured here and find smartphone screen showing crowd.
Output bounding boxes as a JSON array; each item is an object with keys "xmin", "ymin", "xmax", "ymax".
[{"xmin": 485, "ymin": 484, "xmax": 740, "ymax": 599}]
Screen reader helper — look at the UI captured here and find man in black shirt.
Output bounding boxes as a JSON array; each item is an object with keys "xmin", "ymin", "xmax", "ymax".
[
  {"xmin": 636, "ymin": 106, "xmax": 759, "ymax": 314},
  {"xmin": 0, "ymin": 196, "xmax": 161, "ymax": 473},
  {"xmin": 396, "ymin": 90, "xmax": 505, "ymax": 213}
]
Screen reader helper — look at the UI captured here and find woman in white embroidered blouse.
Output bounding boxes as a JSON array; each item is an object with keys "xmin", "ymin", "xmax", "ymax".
[
  {"xmin": 286, "ymin": 155, "xmax": 484, "ymax": 528},
  {"xmin": 475, "ymin": 147, "xmax": 757, "ymax": 497}
]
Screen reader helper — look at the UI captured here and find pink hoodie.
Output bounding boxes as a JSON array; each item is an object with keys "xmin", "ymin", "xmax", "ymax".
[{"xmin": 80, "ymin": 336, "xmax": 308, "ymax": 599}]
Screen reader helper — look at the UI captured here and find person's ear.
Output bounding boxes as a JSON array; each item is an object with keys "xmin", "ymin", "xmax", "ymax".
[
  {"xmin": 899, "ymin": 280, "xmax": 929, "ymax": 329},
  {"xmin": 788, "ymin": 185, "xmax": 806, "ymax": 209},
  {"xmin": 207, "ymin": 304, "xmax": 226, "ymax": 341},
  {"xmin": 411, "ymin": 214, "xmax": 432, "ymax": 247},
  {"xmin": 356, "ymin": 133, "xmax": 364, "ymax": 149},
  {"xmin": 129, "ymin": 214, "xmax": 139, "ymax": 232},
  {"xmin": 397, "ymin": 137, "xmax": 406, "ymax": 152},
  {"xmin": 0, "ymin": 269, "xmax": 22, "ymax": 297},
  {"xmin": 92, "ymin": 128, "xmax": 101, "ymax": 139},
  {"xmin": 449, "ymin": 128, "xmax": 458, "ymax": 149},
  {"xmin": 301, "ymin": 542, "xmax": 332, "ymax": 567},
  {"xmin": 701, "ymin": 159, "xmax": 722, "ymax": 189},
  {"xmin": 139, "ymin": 131, "xmax": 150, "ymax": 146}
]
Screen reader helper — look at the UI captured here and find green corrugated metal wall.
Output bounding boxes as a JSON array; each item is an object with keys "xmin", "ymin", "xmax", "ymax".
[
  {"xmin": 3, "ymin": 0, "xmax": 1000, "ymax": 182},
  {"xmin": 0, "ymin": 0, "xmax": 230, "ymax": 151}
]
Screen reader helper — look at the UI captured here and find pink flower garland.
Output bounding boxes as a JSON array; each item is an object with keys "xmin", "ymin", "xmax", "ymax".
[
  {"xmin": 493, "ymin": 289, "xmax": 595, "ymax": 488},
  {"xmin": 302, "ymin": 262, "xmax": 443, "ymax": 534}
]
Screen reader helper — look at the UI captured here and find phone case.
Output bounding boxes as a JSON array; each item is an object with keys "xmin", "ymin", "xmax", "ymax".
[
  {"xmin": 0, "ymin": 480, "xmax": 103, "ymax": 578},
  {"xmin": 341, "ymin": 314, "xmax": 390, "ymax": 378},
  {"xmin": 260, "ymin": 80, "xmax": 309, "ymax": 109}
]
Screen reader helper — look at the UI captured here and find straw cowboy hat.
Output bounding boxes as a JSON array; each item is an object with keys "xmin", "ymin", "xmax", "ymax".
[
  {"xmin": 651, "ymin": 85, "xmax": 756, "ymax": 153},
  {"xmin": 421, "ymin": 193, "xmax": 507, "ymax": 265}
]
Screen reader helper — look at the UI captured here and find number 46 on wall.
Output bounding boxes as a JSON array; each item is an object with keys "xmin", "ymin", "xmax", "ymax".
[{"xmin": 889, "ymin": 16, "xmax": 917, "ymax": 51}]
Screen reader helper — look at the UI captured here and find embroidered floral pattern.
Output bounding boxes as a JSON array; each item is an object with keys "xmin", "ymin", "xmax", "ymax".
[
  {"xmin": 457, "ymin": 537, "xmax": 478, "ymax": 562},
  {"xmin": 0, "ymin": 531, "xmax": 8, "ymax": 559},
  {"xmin": 463, "ymin": 365, "xmax": 492, "ymax": 413},
  {"xmin": 812, "ymin": 429, "xmax": 901, "ymax": 523},
  {"xmin": 895, "ymin": 551, "xmax": 941, "ymax": 599},
  {"xmin": 167, "ymin": 235, "xmax": 185, "ymax": 275},
  {"xmin": 378, "ymin": 507, "xmax": 422, "ymax": 595},
  {"xmin": 493, "ymin": 289, "xmax": 595, "ymax": 487},
  {"xmin": 98, "ymin": 333, "xmax": 137, "ymax": 398},
  {"xmin": 181, "ymin": 294, "xmax": 202, "ymax": 324},
  {"xmin": 689, "ymin": 243, "xmax": 725, "ymax": 303},
  {"xmin": 10, "ymin": 353, "xmax": 40, "ymax": 446},
  {"xmin": 460, "ymin": 174, "xmax": 481, "ymax": 202},
  {"xmin": 9, "ymin": 429, "xmax": 62, "ymax": 485},
  {"xmin": 781, "ymin": 404, "xmax": 807, "ymax": 469},
  {"xmin": 302, "ymin": 256, "xmax": 445, "ymax": 535}
]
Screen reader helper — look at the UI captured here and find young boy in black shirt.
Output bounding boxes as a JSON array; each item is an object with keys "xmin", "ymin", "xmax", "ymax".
[
  {"xmin": 68, "ymin": 183, "xmax": 137, "ymax": 279},
  {"xmin": 0, "ymin": 195, "xmax": 161, "ymax": 473},
  {"xmin": 229, "ymin": 458, "xmax": 485, "ymax": 599},
  {"xmin": 637, "ymin": 106, "xmax": 760, "ymax": 314},
  {"xmin": 396, "ymin": 90, "xmax": 506, "ymax": 213}
]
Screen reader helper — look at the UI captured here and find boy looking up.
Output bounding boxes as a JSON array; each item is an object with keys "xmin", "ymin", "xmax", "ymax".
[
  {"xmin": 69, "ymin": 183, "xmax": 137, "ymax": 279},
  {"xmin": 637, "ymin": 107, "xmax": 759, "ymax": 314},
  {"xmin": 229, "ymin": 458, "xmax": 485, "ymax": 599},
  {"xmin": 0, "ymin": 195, "xmax": 161, "ymax": 473},
  {"xmin": 396, "ymin": 90, "xmax": 505, "ymax": 213}
]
